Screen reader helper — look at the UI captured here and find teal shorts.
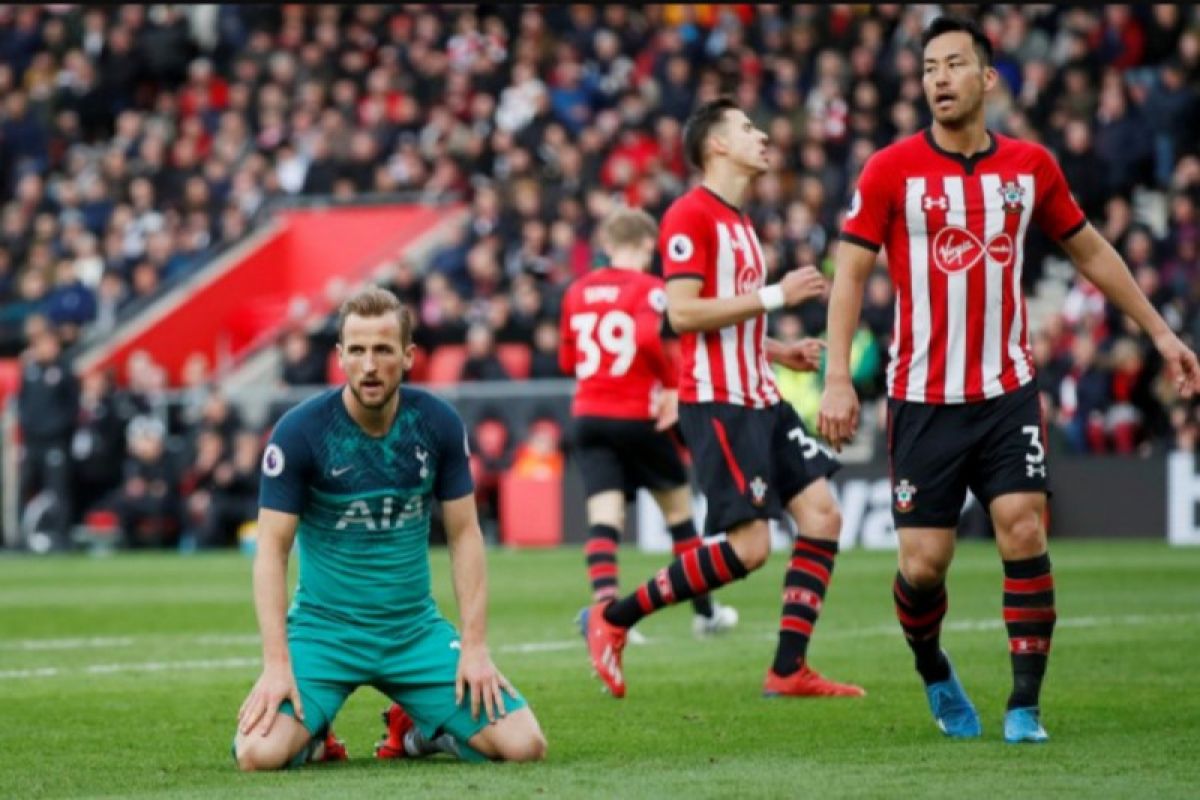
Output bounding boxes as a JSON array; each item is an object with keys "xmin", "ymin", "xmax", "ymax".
[{"xmin": 278, "ymin": 613, "xmax": 527, "ymax": 759}]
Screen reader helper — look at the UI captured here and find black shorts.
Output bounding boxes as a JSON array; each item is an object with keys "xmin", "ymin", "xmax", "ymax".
[
  {"xmin": 572, "ymin": 416, "xmax": 689, "ymax": 500},
  {"xmin": 678, "ymin": 401, "xmax": 840, "ymax": 536},
  {"xmin": 887, "ymin": 381, "xmax": 1050, "ymax": 529}
]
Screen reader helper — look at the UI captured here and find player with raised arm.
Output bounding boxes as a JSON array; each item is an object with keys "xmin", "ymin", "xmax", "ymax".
[
  {"xmin": 561, "ymin": 206, "xmax": 738, "ymax": 640},
  {"xmin": 820, "ymin": 16, "xmax": 1200, "ymax": 743},
  {"xmin": 581, "ymin": 97, "xmax": 865, "ymax": 700},
  {"xmin": 233, "ymin": 286, "xmax": 546, "ymax": 769}
]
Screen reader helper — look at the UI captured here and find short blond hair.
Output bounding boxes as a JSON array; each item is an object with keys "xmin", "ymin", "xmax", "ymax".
[
  {"xmin": 337, "ymin": 285, "xmax": 413, "ymax": 345},
  {"xmin": 599, "ymin": 206, "xmax": 658, "ymax": 251}
]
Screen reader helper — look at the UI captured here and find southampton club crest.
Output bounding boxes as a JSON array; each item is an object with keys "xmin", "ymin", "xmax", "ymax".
[
  {"xmin": 749, "ymin": 476, "xmax": 768, "ymax": 507},
  {"xmin": 998, "ymin": 180, "xmax": 1026, "ymax": 215},
  {"xmin": 893, "ymin": 479, "xmax": 917, "ymax": 513}
]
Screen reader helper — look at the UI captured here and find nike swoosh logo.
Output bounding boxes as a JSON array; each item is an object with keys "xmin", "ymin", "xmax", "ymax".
[{"xmin": 330, "ymin": 466, "xmax": 352, "ymax": 477}]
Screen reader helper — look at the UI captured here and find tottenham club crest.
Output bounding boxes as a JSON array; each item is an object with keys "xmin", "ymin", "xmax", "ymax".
[
  {"xmin": 998, "ymin": 180, "xmax": 1026, "ymax": 215},
  {"xmin": 893, "ymin": 479, "xmax": 917, "ymax": 513},
  {"xmin": 749, "ymin": 476, "xmax": 768, "ymax": 506}
]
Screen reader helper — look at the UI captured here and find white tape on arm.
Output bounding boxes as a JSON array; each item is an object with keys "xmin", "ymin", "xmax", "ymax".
[{"xmin": 758, "ymin": 284, "xmax": 785, "ymax": 312}]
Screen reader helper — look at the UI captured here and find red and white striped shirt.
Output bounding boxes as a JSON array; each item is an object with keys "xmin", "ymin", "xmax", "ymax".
[
  {"xmin": 841, "ymin": 130, "xmax": 1086, "ymax": 404},
  {"xmin": 660, "ymin": 187, "xmax": 781, "ymax": 407},
  {"xmin": 558, "ymin": 267, "xmax": 677, "ymax": 420}
]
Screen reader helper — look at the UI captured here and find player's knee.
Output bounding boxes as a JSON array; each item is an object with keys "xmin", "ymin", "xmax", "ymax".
[
  {"xmin": 234, "ymin": 738, "xmax": 291, "ymax": 772},
  {"xmin": 807, "ymin": 505, "xmax": 842, "ymax": 541},
  {"xmin": 497, "ymin": 730, "xmax": 547, "ymax": 763},
  {"xmin": 999, "ymin": 513, "xmax": 1044, "ymax": 555},
  {"xmin": 898, "ymin": 553, "xmax": 948, "ymax": 589},
  {"xmin": 729, "ymin": 526, "xmax": 770, "ymax": 571}
]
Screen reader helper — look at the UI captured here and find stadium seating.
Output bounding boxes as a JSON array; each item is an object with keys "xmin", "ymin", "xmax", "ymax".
[
  {"xmin": 496, "ymin": 343, "xmax": 533, "ymax": 381},
  {"xmin": 426, "ymin": 345, "xmax": 469, "ymax": 386}
]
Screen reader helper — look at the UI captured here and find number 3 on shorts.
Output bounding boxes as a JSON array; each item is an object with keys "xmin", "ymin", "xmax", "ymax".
[
  {"xmin": 788, "ymin": 427, "xmax": 831, "ymax": 460},
  {"xmin": 1021, "ymin": 425, "xmax": 1046, "ymax": 478}
]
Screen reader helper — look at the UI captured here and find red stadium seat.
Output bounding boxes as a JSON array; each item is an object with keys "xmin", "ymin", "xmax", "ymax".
[
  {"xmin": 0, "ymin": 358, "xmax": 20, "ymax": 406},
  {"xmin": 473, "ymin": 417, "xmax": 510, "ymax": 461},
  {"xmin": 496, "ymin": 343, "xmax": 532, "ymax": 380},
  {"xmin": 327, "ymin": 349, "xmax": 345, "ymax": 384},
  {"xmin": 426, "ymin": 345, "xmax": 468, "ymax": 385},
  {"xmin": 407, "ymin": 345, "xmax": 429, "ymax": 383},
  {"xmin": 499, "ymin": 471, "xmax": 562, "ymax": 547}
]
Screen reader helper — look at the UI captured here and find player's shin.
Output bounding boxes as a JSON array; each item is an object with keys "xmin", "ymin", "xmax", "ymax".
[
  {"xmin": 894, "ymin": 572, "xmax": 951, "ymax": 684},
  {"xmin": 771, "ymin": 536, "xmax": 839, "ymax": 676},
  {"xmin": 1002, "ymin": 553, "xmax": 1056, "ymax": 709},
  {"xmin": 603, "ymin": 540, "xmax": 749, "ymax": 628},
  {"xmin": 667, "ymin": 520, "xmax": 715, "ymax": 617},
  {"xmin": 584, "ymin": 524, "xmax": 621, "ymax": 602}
]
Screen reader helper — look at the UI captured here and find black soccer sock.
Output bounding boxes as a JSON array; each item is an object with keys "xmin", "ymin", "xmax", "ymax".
[
  {"xmin": 1003, "ymin": 553, "xmax": 1056, "ymax": 710},
  {"xmin": 584, "ymin": 524, "xmax": 620, "ymax": 602},
  {"xmin": 771, "ymin": 536, "xmax": 839, "ymax": 676},
  {"xmin": 667, "ymin": 520, "xmax": 715, "ymax": 618},
  {"xmin": 893, "ymin": 571, "xmax": 951, "ymax": 685},
  {"xmin": 603, "ymin": 540, "xmax": 749, "ymax": 628}
]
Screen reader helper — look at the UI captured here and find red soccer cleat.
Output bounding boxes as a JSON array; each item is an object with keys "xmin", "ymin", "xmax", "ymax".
[
  {"xmin": 762, "ymin": 662, "xmax": 866, "ymax": 698},
  {"xmin": 584, "ymin": 600, "xmax": 628, "ymax": 698},
  {"xmin": 374, "ymin": 703, "xmax": 414, "ymax": 759},
  {"xmin": 314, "ymin": 730, "xmax": 348, "ymax": 762}
]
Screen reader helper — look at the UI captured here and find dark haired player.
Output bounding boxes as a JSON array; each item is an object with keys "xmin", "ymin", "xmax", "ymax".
[
  {"xmin": 821, "ymin": 17, "xmax": 1200, "ymax": 743},
  {"xmin": 581, "ymin": 98, "xmax": 865, "ymax": 700}
]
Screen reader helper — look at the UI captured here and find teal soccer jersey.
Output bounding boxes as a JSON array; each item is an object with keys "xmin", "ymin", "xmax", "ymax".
[{"xmin": 260, "ymin": 386, "xmax": 473, "ymax": 633}]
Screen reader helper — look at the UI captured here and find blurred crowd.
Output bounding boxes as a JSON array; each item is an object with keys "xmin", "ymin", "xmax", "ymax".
[{"xmin": 4, "ymin": 4, "xmax": 1200, "ymax": 548}]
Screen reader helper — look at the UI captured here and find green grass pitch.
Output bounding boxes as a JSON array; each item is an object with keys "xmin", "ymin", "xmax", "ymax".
[{"xmin": 1, "ymin": 540, "xmax": 1198, "ymax": 799}]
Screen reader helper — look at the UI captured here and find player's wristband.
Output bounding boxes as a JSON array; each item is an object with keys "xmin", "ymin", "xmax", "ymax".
[{"xmin": 758, "ymin": 284, "xmax": 785, "ymax": 311}]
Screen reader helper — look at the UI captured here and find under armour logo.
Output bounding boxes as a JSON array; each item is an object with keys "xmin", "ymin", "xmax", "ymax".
[
  {"xmin": 923, "ymin": 195, "xmax": 949, "ymax": 211},
  {"xmin": 1027, "ymin": 464, "xmax": 1046, "ymax": 478}
]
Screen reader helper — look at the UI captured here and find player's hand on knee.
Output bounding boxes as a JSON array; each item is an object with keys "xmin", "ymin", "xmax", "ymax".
[
  {"xmin": 780, "ymin": 266, "xmax": 828, "ymax": 305},
  {"xmin": 456, "ymin": 643, "xmax": 510, "ymax": 724},
  {"xmin": 237, "ymin": 664, "xmax": 303, "ymax": 736},
  {"xmin": 818, "ymin": 378, "xmax": 860, "ymax": 452}
]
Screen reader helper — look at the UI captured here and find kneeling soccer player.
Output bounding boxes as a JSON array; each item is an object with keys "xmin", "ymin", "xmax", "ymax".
[{"xmin": 233, "ymin": 287, "xmax": 546, "ymax": 769}]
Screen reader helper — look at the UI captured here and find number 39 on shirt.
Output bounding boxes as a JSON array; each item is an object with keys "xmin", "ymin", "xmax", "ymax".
[{"xmin": 569, "ymin": 310, "xmax": 636, "ymax": 378}]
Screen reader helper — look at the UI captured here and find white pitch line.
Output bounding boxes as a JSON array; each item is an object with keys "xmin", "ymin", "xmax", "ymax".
[
  {"xmin": 85, "ymin": 657, "xmax": 260, "ymax": 675},
  {"xmin": 1, "ymin": 612, "xmax": 1196, "ymax": 681},
  {"xmin": 0, "ymin": 636, "xmax": 135, "ymax": 651}
]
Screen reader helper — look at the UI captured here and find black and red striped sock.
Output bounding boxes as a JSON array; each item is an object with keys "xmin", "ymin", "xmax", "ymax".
[
  {"xmin": 1003, "ymin": 553, "xmax": 1056, "ymax": 709},
  {"xmin": 584, "ymin": 524, "xmax": 620, "ymax": 602},
  {"xmin": 667, "ymin": 520, "xmax": 715, "ymax": 618},
  {"xmin": 893, "ymin": 572, "xmax": 950, "ymax": 684},
  {"xmin": 603, "ymin": 540, "xmax": 749, "ymax": 628},
  {"xmin": 770, "ymin": 537, "xmax": 839, "ymax": 676}
]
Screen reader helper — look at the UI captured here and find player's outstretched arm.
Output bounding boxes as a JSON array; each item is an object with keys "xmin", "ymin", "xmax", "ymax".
[
  {"xmin": 444, "ymin": 494, "xmax": 515, "ymax": 723},
  {"xmin": 238, "ymin": 508, "xmax": 302, "ymax": 736},
  {"xmin": 1062, "ymin": 224, "xmax": 1200, "ymax": 398},
  {"xmin": 665, "ymin": 268, "xmax": 826, "ymax": 333},
  {"xmin": 818, "ymin": 240, "xmax": 877, "ymax": 451}
]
